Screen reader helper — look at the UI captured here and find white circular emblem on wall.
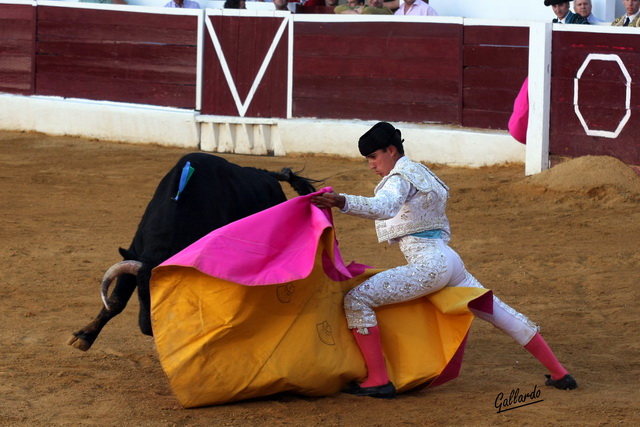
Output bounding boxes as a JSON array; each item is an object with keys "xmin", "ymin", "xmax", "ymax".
[{"xmin": 574, "ymin": 53, "xmax": 631, "ymax": 138}]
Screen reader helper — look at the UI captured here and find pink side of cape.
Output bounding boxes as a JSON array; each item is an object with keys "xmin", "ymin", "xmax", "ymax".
[
  {"xmin": 158, "ymin": 188, "xmax": 367, "ymax": 286},
  {"xmin": 508, "ymin": 77, "xmax": 529, "ymax": 145}
]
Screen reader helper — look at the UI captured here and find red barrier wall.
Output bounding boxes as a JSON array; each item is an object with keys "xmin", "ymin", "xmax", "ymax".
[
  {"xmin": 35, "ymin": 6, "xmax": 198, "ymax": 108},
  {"xmin": 3, "ymin": 4, "xmax": 639, "ymax": 168},
  {"xmin": 0, "ymin": 4, "xmax": 36, "ymax": 95},
  {"xmin": 0, "ymin": 4, "xmax": 526, "ymax": 130},
  {"xmin": 201, "ymin": 15, "xmax": 288, "ymax": 117},
  {"xmin": 551, "ymin": 31, "xmax": 640, "ymax": 165},
  {"xmin": 293, "ymin": 21, "xmax": 464, "ymax": 124},
  {"xmin": 462, "ymin": 25, "xmax": 529, "ymax": 130}
]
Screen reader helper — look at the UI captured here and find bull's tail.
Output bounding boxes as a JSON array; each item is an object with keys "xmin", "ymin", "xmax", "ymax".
[{"xmin": 270, "ymin": 168, "xmax": 321, "ymax": 195}]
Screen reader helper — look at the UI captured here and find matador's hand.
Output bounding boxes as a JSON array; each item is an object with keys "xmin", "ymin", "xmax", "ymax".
[{"xmin": 310, "ymin": 191, "xmax": 346, "ymax": 210}]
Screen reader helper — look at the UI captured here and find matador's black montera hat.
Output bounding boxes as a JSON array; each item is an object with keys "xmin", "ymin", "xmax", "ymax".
[{"xmin": 358, "ymin": 122, "xmax": 404, "ymax": 156}]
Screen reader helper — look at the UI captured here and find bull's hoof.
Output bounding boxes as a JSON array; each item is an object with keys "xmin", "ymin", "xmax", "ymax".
[{"xmin": 67, "ymin": 333, "xmax": 93, "ymax": 351}]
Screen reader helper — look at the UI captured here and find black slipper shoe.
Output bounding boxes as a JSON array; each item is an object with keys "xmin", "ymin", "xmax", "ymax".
[
  {"xmin": 342, "ymin": 381, "xmax": 396, "ymax": 399},
  {"xmin": 545, "ymin": 374, "xmax": 578, "ymax": 390}
]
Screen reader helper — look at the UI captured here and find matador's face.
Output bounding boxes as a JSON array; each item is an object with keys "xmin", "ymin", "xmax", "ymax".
[{"xmin": 365, "ymin": 147, "xmax": 397, "ymax": 177}]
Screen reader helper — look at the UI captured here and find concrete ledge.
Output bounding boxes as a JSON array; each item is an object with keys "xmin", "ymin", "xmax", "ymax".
[
  {"xmin": 200, "ymin": 121, "xmax": 284, "ymax": 156},
  {"xmin": 278, "ymin": 119, "xmax": 525, "ymax": 167},
  {"xmin": 0, "ymin": 94, "xmax": 200, "ymax": 148},
  {"xmin": 0, "ymin": 94, "xmax": 524, "ymax": 167}
]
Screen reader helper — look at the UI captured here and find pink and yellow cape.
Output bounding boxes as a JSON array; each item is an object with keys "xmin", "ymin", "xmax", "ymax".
[{"xmin": 150, "ymin": 188, "xmax": 492, "ymax": 407}]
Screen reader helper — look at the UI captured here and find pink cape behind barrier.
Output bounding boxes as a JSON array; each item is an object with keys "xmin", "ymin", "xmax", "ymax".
[{"xmin": 509, "ymin": 77, "xmax": 529, "ymax": 144}]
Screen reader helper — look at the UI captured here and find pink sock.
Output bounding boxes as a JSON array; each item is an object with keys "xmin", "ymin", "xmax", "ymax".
[
  {"xmin": 352, "ymin": 326, "xmax": 390, "ymax": 387},
  {"xmin": 524, "ymin": 332, "xmax": 569, "ymax": 380}
]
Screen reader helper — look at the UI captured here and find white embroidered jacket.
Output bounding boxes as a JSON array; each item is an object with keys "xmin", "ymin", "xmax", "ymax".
[{"xmin": 342, "ymin": 156, "xmax": 451, "ymax": 244}]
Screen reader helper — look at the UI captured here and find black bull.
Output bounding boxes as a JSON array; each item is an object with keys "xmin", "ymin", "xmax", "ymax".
[{"xmin": 68, "ymin": 153, "xmax": 318, "ymax": 351}]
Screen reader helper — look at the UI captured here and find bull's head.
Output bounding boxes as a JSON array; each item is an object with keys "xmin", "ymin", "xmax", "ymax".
[{"xmin": 101, "ymin": 260, "xmax": 142, "ymax": 310}]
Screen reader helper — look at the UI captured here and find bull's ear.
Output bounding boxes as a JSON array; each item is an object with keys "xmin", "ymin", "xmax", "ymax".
[{"xmin": 118, "ymin": 247, "xmax": 136, "ymax": 260}]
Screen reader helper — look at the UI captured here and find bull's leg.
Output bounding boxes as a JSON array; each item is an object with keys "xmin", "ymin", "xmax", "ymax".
[
  {"xmin": 137, "ymin": 286, "xmax": 153, "ymax": 336},
  {"xmin": 67, "ymin": 274, "xmax": 137, "ymax": 351},
  {"xmin": 136, "ymin": 267, "xmax": 154, "ymax": 336}
]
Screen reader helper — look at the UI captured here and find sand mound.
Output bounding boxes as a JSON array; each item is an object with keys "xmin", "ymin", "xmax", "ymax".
[{"xmin": 524, "ymin": 155, "xmax": 640, "ymax": 195}]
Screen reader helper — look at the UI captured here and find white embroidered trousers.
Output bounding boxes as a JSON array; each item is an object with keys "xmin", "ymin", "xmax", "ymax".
[{"xmin": 344, "ymin": 236, "xmax": 539, "ymax": 346}]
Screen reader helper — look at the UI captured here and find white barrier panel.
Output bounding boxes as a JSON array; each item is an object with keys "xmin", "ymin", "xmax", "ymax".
[
  {"xmin": 0, "ymin": 95, "xmax": 201, "ymax": 148},
  {"xmin": 0, "ymin": 94, "xmax": 524, "ymax": 166}
]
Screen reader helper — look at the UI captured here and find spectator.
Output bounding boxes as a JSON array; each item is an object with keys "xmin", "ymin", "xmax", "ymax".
[
  {"xmin": 394, "ymin": 0, "xmax": 437, "ymax": 16},
  {"xmin": 302, "ymin": 0, "xmax": 338, "ymax": 7},
  {"xmin": 335, "ymin": 0, "xmax": 365, "ymax": 14},
  {"xmin": 574, "ymin": 0, "xmax": 604, "ymax": 23},
  {"xmin": 384, "ymin": 0, "xmax": 399, "ymax": 11},
  {"xmin": 362, "ymin": 0, "xmax": 393, "ymax": 14},
  {"xmin": 224, "ymin": 0, "xmax": 246, "ymax": 8},
  {"xmin": 338, "ymin": 0, "xmax": 393, "ymax": 14},
  {"xmin": 612, "ymin": 0, "xmax": 640, "ymax": 26},
  {"xmin": 80, "ymin": 0, "xmax": 127, "ymax": 4},
  {"xmin": 273, "ymin": 0, "xmax": 289, "ymax": 11},
  {"xmin": 301, "ymin": 0, "xmax": 323, "ymax": 6},
  {"xmin": 164, "ymin": 0, "xmax": 200, "ymax": 8},
  {"xmin": 544, "ymin": 0, "xmax": 589, "ymax": 24}
]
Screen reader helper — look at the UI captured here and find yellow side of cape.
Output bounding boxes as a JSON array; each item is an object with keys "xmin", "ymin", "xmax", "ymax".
[{"xmin": 150, "ymin": 228, "xmax": 489, "ymax": 407}]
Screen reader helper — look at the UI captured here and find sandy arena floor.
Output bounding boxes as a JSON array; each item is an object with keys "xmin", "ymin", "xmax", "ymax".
[{"xmin": 1, "ymin": 131, "xmax": 639, "ymax": 426}]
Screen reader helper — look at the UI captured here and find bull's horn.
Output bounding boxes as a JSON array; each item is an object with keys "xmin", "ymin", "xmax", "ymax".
[{"xmin": 101, "ymin": 260, "xmax": 142, "ymax": 310}]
